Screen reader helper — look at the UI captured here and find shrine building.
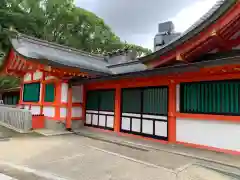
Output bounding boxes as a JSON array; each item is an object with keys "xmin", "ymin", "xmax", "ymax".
[{"xmin": 1, "ymin": 0, "xmax": 240, "ymax": 154}]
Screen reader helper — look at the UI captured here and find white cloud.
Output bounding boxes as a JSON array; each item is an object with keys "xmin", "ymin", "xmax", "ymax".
[
  {"xmin": 75, "ymin": 0, "xmax": 219, "ymax": 49},
  {"xmin": 170, "ymin": 0, "xmax": 218, "ymax": 32}
]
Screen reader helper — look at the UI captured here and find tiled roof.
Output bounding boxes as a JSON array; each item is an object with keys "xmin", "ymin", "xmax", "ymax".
[{"xmin": 140, "ymin": 0, "xmax": 236, "ymax": 63}]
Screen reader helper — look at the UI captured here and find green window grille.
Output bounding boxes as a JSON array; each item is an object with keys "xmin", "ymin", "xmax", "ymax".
[
  {"xmin": 180, "ymin": 81, "xmax": 240, "ymax": 115},
  {"xmin": 143, "ymin": 87, "xmax": 168, "ymax": 115},
  {"xmin": 23, "ymin": 83, "xmax": 40, "ymax": 102},
  {"xmin": 86, "ymin": 90, "xmax": 115, "ymax": 111},
  {"xmin": 12, "ymin": 95, "xmax": 19, "ymax": 105},
  {"xmin": 44, "ymin": 83, "xmax": 55, "ymax": 102},
  {"xmin": 86, "ymin": 91, "xmax": 99, "ymax": 110},
  {"xmin": 99, "ymin": 90, "xmax": 115, "ymax": 111},
  {"xmin": 3, "ymin": 96, "xmax": 7, "ymax": 104},
  {"xmin": 122, "ymin": 87, "xmax": 168, "ymax": 115},
  {"xmin": 122, "ymin": 89, "xmax": 141, "ymax": 113}
]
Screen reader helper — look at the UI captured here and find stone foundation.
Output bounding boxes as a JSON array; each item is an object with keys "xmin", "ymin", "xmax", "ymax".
[
  {"xmin": 71, "ymin": 120, "xmax": 84, "ymax": 130},
  {"xmin": 45, "ymin": 119, "xmax": 66, "ymax": 131}
]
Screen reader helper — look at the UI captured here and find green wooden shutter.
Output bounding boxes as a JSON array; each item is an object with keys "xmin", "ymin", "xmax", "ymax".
[
  {"xmin": 99, "ymin": 90, "xmax": 115, "ymax": 111},
  {"xmin": 180, "ymin": 81, "xmax": 240, "ymax": 115},
  {"xmin": 143, "ymin": 87, "xmax": 168, "ymax": 115},
  {"xmin": 122, "ymin": 89, "xmax": 141, "ymax": 113},
  {"xmin": 23, "ymin": 83, "xmax": 40, "ymax": 102},
  {"xmin": 86, "ymin": 91, "xmax": 99, "ymax": 110},
  {"xmin": 44, "ymin": 83, "xmax": 55, "ymax": 102}
]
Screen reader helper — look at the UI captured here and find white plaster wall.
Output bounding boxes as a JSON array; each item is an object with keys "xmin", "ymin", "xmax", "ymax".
[
  {"xmin": 86, "ymin": 114, "xmax": 92, "ymax": 124},
  {"xmin": 30, "ymin": 106, "xmax": 41, "ymax": 115},
  {"xmin": 61, "ymin": 83, "xmax": 68, "ymax": 103},
  {"xmin": 176, "ymin": 84, "xmax": 180, "ymax": 112},
  {"xmin": 176, "ymin": 118, "xmax": 240, "ymax": 151},
  {"xmin": 72, "ymin": 85, "xmax": 83, "ymax": 103},
  {"xmin": 121, "ymin": 117, "xmax": 130, "ymax": 130},
  {"xmin": 106, "ymin": 116, "xmax": 114, "ymax": 128},
  {"xmin": 60, "ymin": 108, "xmax": 67, "ymax": 118},
  {"xmin": 23, "ymin": 73, "xmax": 31, "ymax": 82},
  {"xmin": 33, "ymin": 71, "xmax": 43, "ymax": 80},
  {"xmin": 99, "ymin": 115, "xmax": 105, "ymax": 126},
  {"xmin": 142, "ymin": 120, "xmax": 153, "ymax": 134},
  {"xmin": 132, "ymin": 118, "xmax": 141, "ymax": 132},
  {"xmin": 71, "ymin": 107, "xmax": 82, "ymax": 117},
  {"xmin": 43, "ymin": 106, "xmax": 55, "ymax": 117},
  {"xmin": 155, "ymin": 121, "xmax": 167, "ymax": 137}
]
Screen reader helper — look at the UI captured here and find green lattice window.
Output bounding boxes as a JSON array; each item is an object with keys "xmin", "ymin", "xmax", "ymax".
[
  {"xmin": 99, "ymin": 91, "xmax": 115, "ymax": 111},
  {"xmin": 180, "ymin": 81, "xmax": 240, "ymax": 115},
  {"xmin": 86, "ymin": 90, "xmax": 115, "ymax": 111},
  {"xmin": 122, "ymin": 87, "xmax": 168, "ymax": 115},
  {"xmin": 143, "ymin": 87, "xmax": 168, "ymax": 115},
  {"xmin": 86, "ymin": 91, "xmax": 99, "ymax": 110},
  {"xmin": 122, "ymin": 89, "xmax": 141, "ymax": 113},
  {"xmin": 44, "ymin": 83, "xmax": 55, "ymax": 102},
  {"xmin": 23, "ymin": 83, "xmax": 40, "ymax": 102}
]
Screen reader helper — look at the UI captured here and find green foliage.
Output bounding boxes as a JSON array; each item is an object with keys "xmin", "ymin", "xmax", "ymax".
[{"xmin": 0, "ymin": 0, "xmax": 152, "ymax": 89}]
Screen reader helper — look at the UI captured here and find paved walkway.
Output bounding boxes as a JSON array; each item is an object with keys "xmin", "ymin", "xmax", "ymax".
[
  {"xmin": 0, "ymin": 173, "xmax": 17, "ymax": 180},
  {"xmin": 75, "ymin": 127, "xmax": 240, "ymax": 168},
  {"xmin": 0, "ymin": 126, "xmax": 240, "ymax": 180}
]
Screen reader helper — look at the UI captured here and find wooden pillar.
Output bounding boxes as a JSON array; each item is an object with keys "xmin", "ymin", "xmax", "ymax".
[
  {"xmin": 114, "ymin": 86, "xmax": 121, "ymax": 132},
  {"xmin": 66, "ymin": 84, "xmax": 72, "ymax": 129},
  {"xmin": 19, "ymin": 79, "xmax": 24, "ymax": 104},
  {"xmin": 168, "ymin": 81, "xmax": 176, "ymax": 143},
  {"xmin": 82, "ymin": 85, "xmax": 87, "ymax": 122},
  {"xmin": 54, "ymin": 82, "xmax": 62, "ymax": 119},
  {"xmin": 39, "ymin": 72, "xmax": 45, "ymax": 114}
]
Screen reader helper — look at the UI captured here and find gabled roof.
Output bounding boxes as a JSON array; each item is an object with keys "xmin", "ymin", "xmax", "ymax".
[
  {"xmin": 140, "ymin": 0, "xmax": 237, "ymax": 64},
  {"xmin": 10, "ymin": 33, "xmax": 112, "ymax": 75}
]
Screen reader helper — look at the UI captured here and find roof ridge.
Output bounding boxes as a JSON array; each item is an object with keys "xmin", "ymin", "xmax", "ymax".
[{"xmin": 15, "ymin": 33, "xmax": 105, "ymax": 60}]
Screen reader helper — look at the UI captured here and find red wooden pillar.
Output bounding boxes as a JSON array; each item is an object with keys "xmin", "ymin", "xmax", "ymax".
[
  {"xmin": 66, "ymin": 84, "xmax": 72, "ymax": 129},
  {"xmin": 82, "ymin": 85, "xmax": 87, "ymax": 122},
  {"xmin": 114, "ymin": 86, "xmax": 121, "ymax": 132},
  {"xmin": 168, "ymin": 81, "xmax": 176, "ymax": 143}
]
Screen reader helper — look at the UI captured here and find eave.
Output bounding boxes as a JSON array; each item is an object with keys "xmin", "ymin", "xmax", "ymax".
[
  {"xmin": 1, "ymin": 33, "xmax": 112, "ymax": 78},
  {"xmin": 70, "ymin": 53, "xmax": 240, "ymax": 85},
  {"xmin": 140, "ymin": 0, "xmax": 240, "ymax": 68}
]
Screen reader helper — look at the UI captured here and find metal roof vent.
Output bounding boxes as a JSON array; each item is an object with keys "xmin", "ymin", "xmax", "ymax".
[{"xmin": 154, "ymin": 21, "xmax": 181, "ymax": 51}]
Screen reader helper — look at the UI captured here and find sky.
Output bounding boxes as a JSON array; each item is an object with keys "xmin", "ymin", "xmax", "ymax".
[{"xmin": 75, "ymin": 0, "xmax": 218, "ymax": 50}]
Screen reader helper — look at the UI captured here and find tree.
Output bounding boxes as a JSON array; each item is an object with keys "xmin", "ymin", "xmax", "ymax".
[{"xmin": 0, "ymin": 0, "xmax": 152, "ymax": 89}]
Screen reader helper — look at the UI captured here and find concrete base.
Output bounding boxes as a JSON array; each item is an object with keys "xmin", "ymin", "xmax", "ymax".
[
  {"xmin": 71, "ymin": 120, "xmax": 84, "ymax": 130},
  {"xmin": 45, "ymin": 119, "xmax": 65, "ymax": 131}
]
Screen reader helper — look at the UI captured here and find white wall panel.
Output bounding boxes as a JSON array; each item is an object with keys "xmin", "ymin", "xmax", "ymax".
[
  {"xmin": 71, "ymin": 107, "xmax": 82, "ymax": 117},
  {"xmin": 131, "ymin": 118, "xmax": 141, "ymax": 132},
  {"xmin": 92, "ymin": 114, "xmax": 98, "ymax": 125},
  {"xmin": 61, "ymin": 83, "xmax": 68, "ymax": 103},
  {"xmin": 86, "ymin": 114, "xmax": 92, "ymax": 124},
  {"xmin": 99, "ymin": 115, "xmax": 106, "ymax": 127},
  {"xmin": 31, "ymin": 106, "xmax": 41, "ymax": 115},
  {"xmin": 142, "ymin": 120, "xmax": 153, "ymax": 134},
  {"xmin": 43, "ymin": 106, "xmax": 55, "ymax": 117},
  {"xmin": 121, "ymin": 117, "xmax": 130, "ymax": 130},
  {"xmin": 176, "ymin": 118, "xmax": 240, "ymax": 151},
  {"xmin": 72, "ymin": 85, "xmax": 83, "ymax": 103},
  {"xmin": 33, "ymin": 71, "xmax": 43, "ymax": 80},
  {"xmin": 23, "ymin": 73, "xmax": 31, "ymax": 82},
  {"xmin": 60, "ymin": 108, "xmax": 67, "ymax": 118},
  {"xmin": 176, "ymin": 84, "xmax": 180, "ymax": 112},
  {"xmin": 107, "ymin": 116, "xmax": 114, "ymax": 128},
  {"xmin": 155, "ymin": 121, "xmax": 167, "ymax": 137}
]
